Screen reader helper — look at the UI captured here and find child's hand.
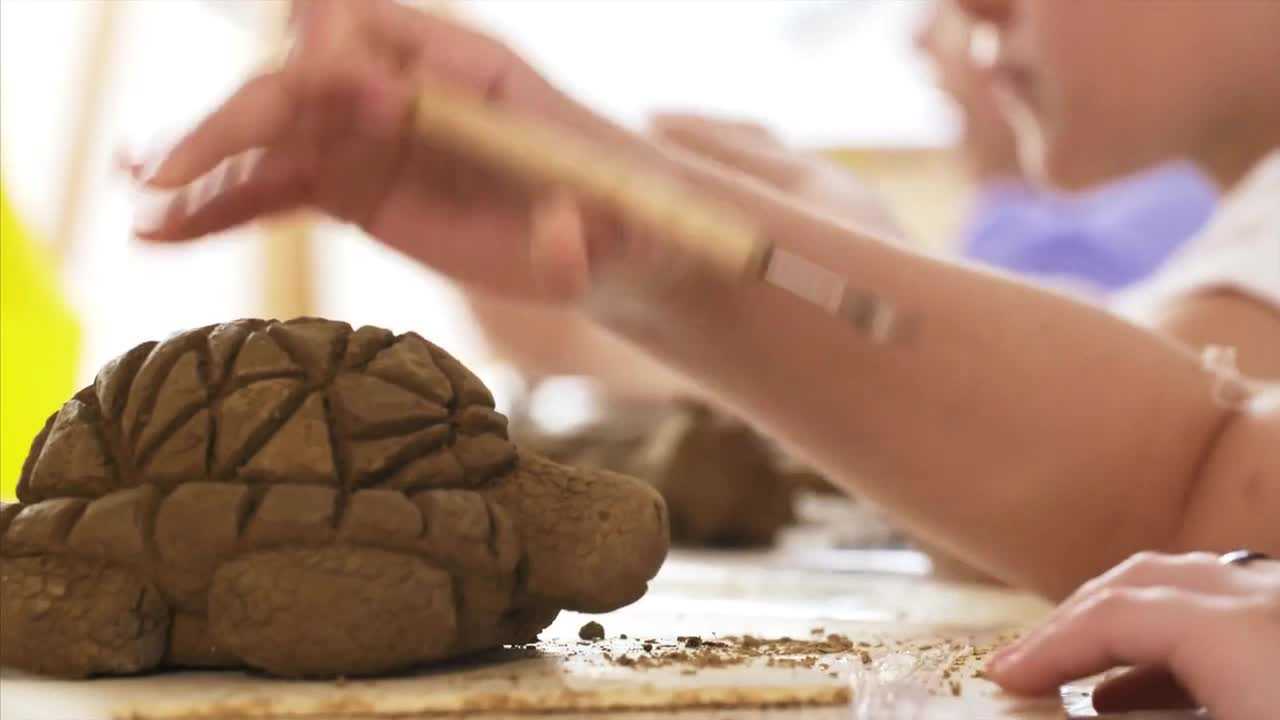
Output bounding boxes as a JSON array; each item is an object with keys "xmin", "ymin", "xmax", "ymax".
[
  {"xmin": 124, "ymin": 0, "xmax": 676, "ymax": 307},
  {"xmin": 986, "ymin": 551, "xmax": 1280, "ymax": 720}
]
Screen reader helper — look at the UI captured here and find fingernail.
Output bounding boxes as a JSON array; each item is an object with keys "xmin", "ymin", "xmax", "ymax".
[
  {"xmin": 233, "ymin": 148, "xmax": 264, "ymax": 185},
  {"xmin": 131, "ymin": 186, "xmax": 181, "ymax": 235},
  {"xmin": 112, "ymin": 147, "xmax": 141, "ymax": 177},
  {"xmin": 139, "ymin": 154, "xmax": 174, "ymax": 187},
  {"xmin": 119, "ymin": 135, "xmax": 177, "ymax": 187},
  {"xmin": 188, "ymin": 165, "xmax": 226, "ymax": 216},
  {"xmin": 985, "ymin": 643, "xmax": 1024, "ymax": 677}
]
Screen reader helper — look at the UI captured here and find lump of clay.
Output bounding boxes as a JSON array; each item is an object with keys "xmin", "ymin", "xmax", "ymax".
[
  {"xmin": 0, "ymin": 318, "xmax": 668, "ymax": 679},
  {"xmin": 512, "ymin": 398, "xmax": 800, "ymax": 547}
]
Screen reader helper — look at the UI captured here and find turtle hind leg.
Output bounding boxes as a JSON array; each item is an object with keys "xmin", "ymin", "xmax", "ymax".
[
  {"xmin": 0, "ymin": 554, "xmax": 170, "ymax": 678},
  {"xmin": 207, "ymin": 546, "xmax": 458, "ymax": 678}
]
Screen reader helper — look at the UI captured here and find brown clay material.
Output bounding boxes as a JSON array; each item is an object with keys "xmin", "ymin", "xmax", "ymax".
[
  {"xmin": 578, "ymin": 621, "xmax": 605, "ymax": 641},
  {"xmin": 0, "ymin": 318, "xmax": 668, "ymax": 679},
  {"xmin": 512, "ymin": 399, "xmax": 800, "ymax": 547}
]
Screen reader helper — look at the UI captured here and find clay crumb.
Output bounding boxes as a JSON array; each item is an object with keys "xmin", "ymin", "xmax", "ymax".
[
  {"xmin": 949, "ymin": 680, "xmax": 962, "ymax": 696},
  {"xmin": 678, "ymin": 635, "xmax": 703, "ymax": 648},
  {"xmin": 642, "ymin": 643, "xmax": 653, "ymax": 652},
  {"xmin": 810, "ymin": 627, "xmax": 825, "ymax": 635},
  {"xmin": 620, "ymin": 634, "xmax": 628, "ymax": 640},
  {"xmin": 578, "ymin": 621, "xmax": 605, "ymax": 641}
]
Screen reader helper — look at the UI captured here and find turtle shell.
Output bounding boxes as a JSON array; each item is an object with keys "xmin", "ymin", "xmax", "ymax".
[
  {"xmin": 1, "ymin": 318, "xmax": 668, "ymax": 679},
  {"xmin": 18, "ymin": 317, "xmax": 513, "ymax": 501}
]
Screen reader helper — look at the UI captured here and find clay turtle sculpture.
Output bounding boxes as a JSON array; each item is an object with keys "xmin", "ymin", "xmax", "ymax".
[{"xmin": 0, "ymin": 318, "xmax": 668, "ymax": 679}]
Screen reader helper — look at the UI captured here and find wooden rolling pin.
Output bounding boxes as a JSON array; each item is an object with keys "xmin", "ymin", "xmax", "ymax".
[{"xmin": 411, "ymin": 77, "xmax": 907, "ymax": 344}]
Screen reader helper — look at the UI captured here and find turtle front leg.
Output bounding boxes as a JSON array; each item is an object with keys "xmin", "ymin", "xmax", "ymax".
[
  {"xmin": 486, "ymin": 451, "xmax": 669, "ymax": 613},
  {"xmin": 0, "ymin": 553, "xmax": 170, "ymax": 678}
]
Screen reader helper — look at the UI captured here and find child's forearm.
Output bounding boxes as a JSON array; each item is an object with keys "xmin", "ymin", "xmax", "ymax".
[{"xmin": 598, "ymin": 144, "xmax": 1241, "ymax": 599}]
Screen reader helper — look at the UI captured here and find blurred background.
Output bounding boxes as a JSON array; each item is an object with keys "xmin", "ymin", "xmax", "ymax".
[{"xmin": 0, "ymin": 0, "xmax": 974, "ymax": 500}]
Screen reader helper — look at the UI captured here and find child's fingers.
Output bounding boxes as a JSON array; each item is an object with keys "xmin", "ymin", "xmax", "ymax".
[
  {"xmin": 986, "ymin": 587, "xmax": 1208, "ymax": 695},
  {"xmin": 133, "ymin": 1, "xmax": 401, "ymax": 192},
  {"xmin": 129, "ymin": 72, "xmax": 297, "ymax": 190},
  {"xmin": 988, "ymin": 586, "xmax": 1279, "ymax": 720},
  {"xmin": 132, "ymin": 149, "xmax": 308, "ymax": 242},
  {"xmin": 529, "ymin": 189, "xmax": 590, "ymax": 303}
]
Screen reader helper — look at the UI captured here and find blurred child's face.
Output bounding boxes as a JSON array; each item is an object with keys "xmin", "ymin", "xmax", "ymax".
[{"xmin": 956, "ymin": 0, "xmax": 1280, "ymax": 188}]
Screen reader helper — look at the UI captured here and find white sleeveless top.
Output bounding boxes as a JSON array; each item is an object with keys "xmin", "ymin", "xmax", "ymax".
[{"xmin": 1115, "ymin": 150, "xmax": 1280, "ymax": 319}]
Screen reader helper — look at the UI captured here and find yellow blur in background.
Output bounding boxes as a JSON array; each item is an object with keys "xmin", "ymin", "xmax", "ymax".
[{"xmin": 0, "ymin": 180, "xmax": 82, "ymax": 501}]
